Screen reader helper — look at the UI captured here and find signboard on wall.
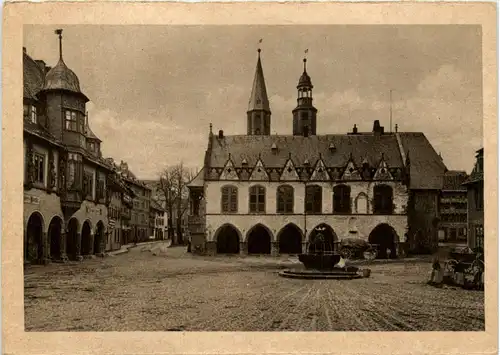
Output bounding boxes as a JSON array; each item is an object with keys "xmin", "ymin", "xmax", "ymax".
[{"xmin": 24, "ymin": 194, "xmax": 40, "ymax": 205}]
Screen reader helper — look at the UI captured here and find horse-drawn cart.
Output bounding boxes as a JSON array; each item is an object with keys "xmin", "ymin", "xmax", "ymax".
[{"xmin": 432, "ymin": 247, "xmax": 484, "ymax": 290}]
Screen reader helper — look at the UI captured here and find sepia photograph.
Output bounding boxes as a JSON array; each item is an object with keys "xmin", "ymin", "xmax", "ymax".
[
  {"xmin": 2, "ymin": 2, "xmax": 497, "ymax": 355},
  {"xmin": 21, "ymin": 24, "xmax": 485, "ymax": 332}
]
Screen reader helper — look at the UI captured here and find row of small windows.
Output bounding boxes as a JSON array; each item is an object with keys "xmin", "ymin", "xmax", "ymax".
[{"xmin": 221, "ymin": 184, "xmax": 394, "ymax": 214}]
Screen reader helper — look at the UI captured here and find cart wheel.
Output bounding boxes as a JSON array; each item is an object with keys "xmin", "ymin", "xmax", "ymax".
[
  {"xmin": 445, "ymin": 259, "xmax": 458, "ymax": 273},
  {"xmin": 363, "ymin": 248, "xmax": 377, "ymax": 261},
  {"xmin": 340, "ymin": 247, "xmax": 352, "ymax": 259}
]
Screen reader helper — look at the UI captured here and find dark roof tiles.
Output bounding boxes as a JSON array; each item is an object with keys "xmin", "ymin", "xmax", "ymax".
[{"xmin": 208, "ymin": 134, "xmax": 404, "ymax": 169}]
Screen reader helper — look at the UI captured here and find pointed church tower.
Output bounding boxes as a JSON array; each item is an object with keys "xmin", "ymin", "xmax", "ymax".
[
  {"xmin": 292, "ymin": 57, "xmax": 317, "ymax": 136},
  {"xmin": 247, "ymin": 49, "xmax": 271, "ymax": 136}
]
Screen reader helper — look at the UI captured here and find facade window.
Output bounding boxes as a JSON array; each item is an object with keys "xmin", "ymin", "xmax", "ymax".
[
  {"xmin": 373, "ymin": 184, "xmax": 394, "ymax": 214},
  {"xmin": 33, "ymin": 153, "xmax": 45, "ymax": 184},
  {"xmin": 305, "ymin": 185, "xmax": 322, "ymax": 214},
  {"xmin": 474, "ymin": 184, "xmax": 483, "ymax": 210},
  {"xmin": 24, "ymin": 105, "xmax": 37, "ymax": 124},
  {"xmin": 475, "ymin": 225, "xmax": 484, "ymax": 249},
  {"xmin": 83, "ymin": 172, "xmax": 94, "ymax": 199},
  {"xmin": 221, "ymin": 185, "xmax": 238, "ymax": 213},
  {"xmin": 277, "ymin": 185, "xmax": 294, "ymax": 214},
  {"xmin": 64, "ymin": 110, "xmax": 79, "ymax": 132},
  {"xmin": 97, "ymin": 179, "xmax": 105, "ymax": 200},
  {"xmin": 249, "ymin": 185, "xmax": 266, "ymax": 213},
  {"xmin": 333, "ymin": 184, "xmax": 351, "ymax": 214}
]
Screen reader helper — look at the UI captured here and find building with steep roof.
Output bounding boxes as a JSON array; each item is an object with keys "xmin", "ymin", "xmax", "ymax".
[
  {"xmin": 187, "ymin": 50, "xmax": 447, "ymax": 258},
  {"xmin": 115, "ymin": 161, "xmax": 152, "ymax": 243},
  {"xmin": 23, "ymin": 29, "xmax": 115, "ymax": 264},
  {"xmin": 463, "ymin": 148, "xmax": 484, "ymax": 250},
  {"xmin": 437, "ymin": 170, "xmax": 468, "ymax": 248}
]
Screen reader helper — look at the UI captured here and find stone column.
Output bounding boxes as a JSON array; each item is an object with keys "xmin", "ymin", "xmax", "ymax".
[
  {"xmin": 271, "ymin": 242, "xmax": 279, "ymax": 257},
  {"xmin": 239, "ymin": 242, "xmax": 248, "ymax": 256},
  {"xmin": 302, "ymin": 242, "xmax": 308, "ymax": 254},
  {"xmin": 205, "ymin": 241, "xmax": 216, "ymax": 256},
  {"xmin": 42, "ymin": 231, "xmax": 50, "ymax": 265},
  {"xmin": 60, "ymin": 230, "xmax": 68, "ymax": 262},
  {"xmin": 75, "ymin": 232, "xmax": 83, "ymax": 261},
  {"xmin": 86, "ymin": 233, "xmax": 95, "ymax": 259}
]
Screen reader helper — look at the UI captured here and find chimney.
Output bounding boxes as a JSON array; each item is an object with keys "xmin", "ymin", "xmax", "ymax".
[
  {"xmin": 303, "ymin": 125, "xmax": 309, "ymax": 137},
  {"xmin": 395, "ymin": 124, "xmax": 398, "ymax": 133},
  {"xmin": 352, "ymin": 124, "xmax": 358, "ymax": 134},
  {"xmin": 373, "ymin": 120, "xmax": 381, "ymax": 132},
  {"xmin": 218, "ymin": 130, "xmax": 224, "ymax": 139}
]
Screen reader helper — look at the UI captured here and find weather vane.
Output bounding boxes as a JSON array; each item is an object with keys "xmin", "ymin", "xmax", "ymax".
[{"xmin": 258, "ymin": 38, "xmax": 263, "ymax": 53}]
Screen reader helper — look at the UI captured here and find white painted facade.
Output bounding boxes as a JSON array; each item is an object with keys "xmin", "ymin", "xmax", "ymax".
[{"xmin": 204, "ymin": 180, "xmax": 409, "ymax": 243}]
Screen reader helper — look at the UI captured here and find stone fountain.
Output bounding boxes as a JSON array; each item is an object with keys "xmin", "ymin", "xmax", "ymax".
[{"xmin": 279, "ymin": 226, "xmax": 369, "ymax": 280}]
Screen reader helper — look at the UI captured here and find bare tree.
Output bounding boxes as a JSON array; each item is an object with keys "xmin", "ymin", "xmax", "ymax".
[{"xmin": 158, "ymin": 162, "xmax": 195, "ymax": 245}]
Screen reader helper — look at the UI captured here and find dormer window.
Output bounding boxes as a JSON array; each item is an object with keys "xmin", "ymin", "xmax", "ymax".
[
  {"xmin": 24, "ymin": 105, "xmax": 37, "ymax": 124},
  {"xmin": 88, "ymin": 142, "xmax": 95, "ymax": 152}
]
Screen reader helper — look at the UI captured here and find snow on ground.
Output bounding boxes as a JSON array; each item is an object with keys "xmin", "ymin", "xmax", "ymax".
[{"xmin": 24, "ymin": 245, "xmax": 484, "ymax": 331}]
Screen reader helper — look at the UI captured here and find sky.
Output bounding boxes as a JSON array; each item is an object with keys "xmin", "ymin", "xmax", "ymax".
[{"xmin": 24, "ymin": 25, "xmax": 483, "ymax": 180}]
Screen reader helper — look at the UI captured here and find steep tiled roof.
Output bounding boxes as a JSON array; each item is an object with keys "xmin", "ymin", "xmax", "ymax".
[
  {"xmin": 23, "ymin": 52, "xmax": 45, "ymax": 101},
  {"xmin": 398, "ymin": 132, "xmax": 448, "ymax": 190},
  {"xmin": 23, "ymin": 117, "xmax": 63, "ymax": 147},
  {"xmin": 150, "ymin": 199, "xmax": 164, "ymax": 212},
  {"xmin": 207, "ymin": 134, "xmax": 404, "ymax": 169},
  {"xmin": 205, "ymin": 131, "xmax": 446, "ymax": 190},
  {"xmin": 442, "ymin": 170, "xmax": 468, "ymax": 191},
  {"xmin": 187, "ymin": 168, "xmax": 205, "ymax": 188},
  {"xmin": 85, "ymin": 122, "xmax": 102, "ymax": 142}
]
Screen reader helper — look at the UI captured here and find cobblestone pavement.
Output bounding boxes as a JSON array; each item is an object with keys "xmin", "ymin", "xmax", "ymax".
[{"xmin": 24, "ymin": 244, "xmax": 485, "ymax": 331}]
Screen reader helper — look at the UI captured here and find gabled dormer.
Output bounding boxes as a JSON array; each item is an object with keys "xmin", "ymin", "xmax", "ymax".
[
  {"xmin": 373, "ymin": 153, "xmax": 394, "ymax": 181},
  {"xmin": 280, "ymin": 155, "xmax": 300, "ymax": 181},
  {"xmin": 310, "ymin": 155, "xmax": 330, "ymax": 181},
  {"xmin": 219, "ymin": 155, "xmax": 239, "ymax": 181},
  {"xmin": 341, "ymin": 155, "xmax": 362, "ymax": 180},
  {"xmin": 249, "ymin": 156, "xmax": 269, "ymax": 181}
]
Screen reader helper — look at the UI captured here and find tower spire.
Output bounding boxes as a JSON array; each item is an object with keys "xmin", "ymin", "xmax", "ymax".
[
  {"xmin": 293, "ymin": 49, "xmax": 317, "ymax": 136},
  {"xmin": 247, "ymin": 44, "xmax": 271, "ymax": 136},
  {"xmin": 55, "ymin": 29, "xmax": 63, "ymax": 61}
]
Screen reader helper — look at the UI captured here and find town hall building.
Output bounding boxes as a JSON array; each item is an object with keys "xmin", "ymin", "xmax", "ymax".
[{"xmin": 187, "ymin": 49, "xmax": 447, "ymax": 258}]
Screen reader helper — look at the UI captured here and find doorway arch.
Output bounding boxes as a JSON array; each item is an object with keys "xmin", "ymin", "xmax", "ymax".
[
  {"xmin": 214, "ymin": 224, "xmax": 241, "ymax": 254},
  {"xmin": 81, "ymin": 220, "xmax": 92, "ymax": 256},
  {"xmin": 308, "ymin": 223, "xmax": 338, "ymax": 254},
  {"xmin": 247, "ymin": 224, "xmax": 272, "ymax": 255},
  {"xmin": 48, "ymin": 216, "xmax": 63, "ymax": 260},
  {"xmin": 369, "ymin": 223, "xmax": 399, "ymax": 259},
  {"xmin": 66, "ymin": 218, "xmax": 79, "ymax": 260},
  {"xmin": 94, "ymin": 221, "xmax": 105, "ymax": 255},
  {"xmin": 278, "ymin": 224, "xmax": 303, "ymax": 254},
  {"xmin": 25, "ymin": 212, "xmax": 44, "ymax": 263}
]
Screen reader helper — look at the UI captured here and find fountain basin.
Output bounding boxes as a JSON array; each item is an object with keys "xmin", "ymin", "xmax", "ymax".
[{"xmin": 298, "ymin": 254, "xmax": 341, "ymax": 270}]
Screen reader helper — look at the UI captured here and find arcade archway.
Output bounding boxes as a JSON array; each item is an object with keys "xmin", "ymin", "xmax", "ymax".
[
  {"xmin": 308, "ymin": 224, "xmax": 337, "ymax": 254},
  {"xmin": 215, "ymin": 224, "xmax": 241, "ymax": 254},
  {"xmin": 368, "ymin": 223, "xmax": 399, "ymax": 259},
  {"xmin": 81, "ymin": 221, "xmax": 92, "ymax": 256},
  {"xmin": 66, "ymin": 218, "xmax": 79, "ymax": 260},
  {"xmin": 25, "ymin": 212, "xmax": 44, "ymax": 263},
  {"xmin": 48, "ymin": 216, "xmax": 63, "ymax": 260},
  {"xmin": 94, "ymin": 221, "xmax": 105, "ymax": 255},
  {"xmin": 278, "ymin": 224, "xmax": 303, "ymax": 254},
  {"xmin": 247, "ymin": 224, "xmax": 272, "ymax": 255}
]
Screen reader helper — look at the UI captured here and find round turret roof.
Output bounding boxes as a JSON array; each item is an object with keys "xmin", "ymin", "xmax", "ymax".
[
  {"xmin": 44, "ymin": 58, "xmax": 86, "ymax": 97},
  {"xmin": 298, "ymin": 71, "xmax": 312, "ymax": 88}
]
